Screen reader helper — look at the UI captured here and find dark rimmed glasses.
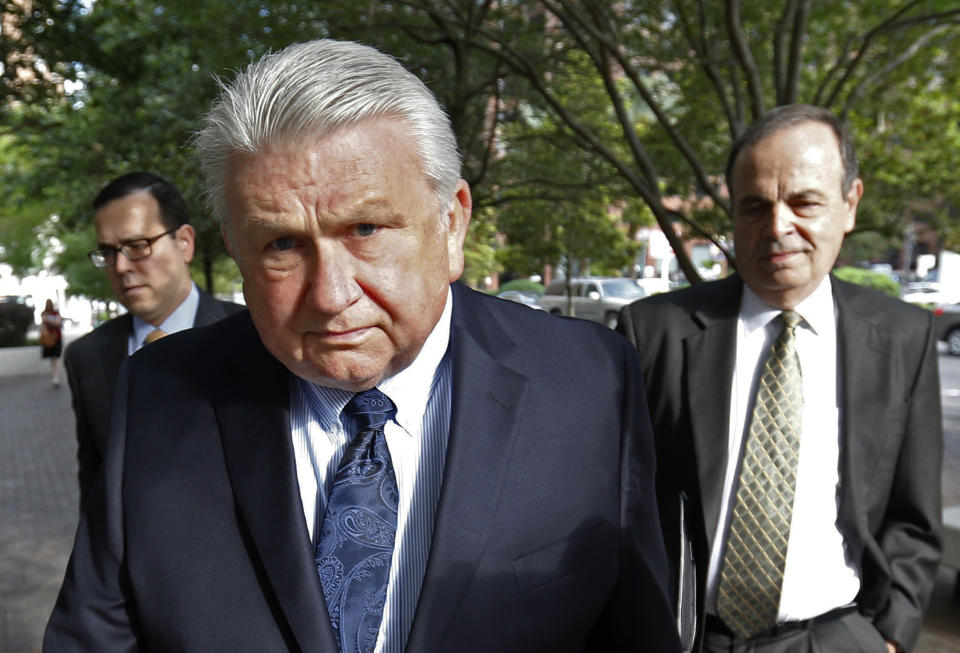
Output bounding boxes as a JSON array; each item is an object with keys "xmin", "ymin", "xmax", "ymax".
[{"xmin": 88, "ymin": 227, "xmax": 179, "ymax": 268}]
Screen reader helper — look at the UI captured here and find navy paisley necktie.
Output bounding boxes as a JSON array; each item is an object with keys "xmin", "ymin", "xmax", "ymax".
[{"xmin": 316, "ymin": 388, "xmax": 399, "ymax": 653}]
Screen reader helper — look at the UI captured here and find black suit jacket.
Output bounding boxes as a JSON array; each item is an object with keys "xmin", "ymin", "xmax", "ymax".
[
  {"xmin": 618, "ymin": 274, "xmax": 942, "ymax": 652},
  {"xmin": 63, "ymin": 288, "xmax": 243, "ymax": 506},
  {"xmin": 45, "ymin": 283, "xmax": 680, "ymax": 652}
]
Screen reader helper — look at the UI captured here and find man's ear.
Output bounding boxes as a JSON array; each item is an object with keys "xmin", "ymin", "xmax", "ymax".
[
  {"xmin": 843, "ymin": 177, "xmax": 863, "ymax": 234},
  {"xmin": 176, "ymin": 224, "xmax": 196, "ymax": 263},
  {"xmin": 445, "ymin": 179, "xmax": 472, "ymax": 282}
]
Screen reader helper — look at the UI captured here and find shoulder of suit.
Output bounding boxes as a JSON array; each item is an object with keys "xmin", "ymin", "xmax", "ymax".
[
  {"xmin": 213, "ymin": 298, "xmax": 246, "ymax": 317},
  {"xmin": 196, "ymin": 289, "xmax": 244, "ymax": 317},
  {"xmin": 629, "ymin": 276, "xmax": 739, "ymax": 316},
  {"xmin": 63, "ymin": 314, "xmax": 131, "ymax": 366},
  {"xmin": 223, "ymin": 300, "xmax": 246, "ymax": 314},
  {"xmin": 458, "ymin": 282, "xmax": 632, "ymax": 358},
  {"xmin": 832, "ymin": 276, "xmax": 931, "ymax": 324},
  {"xmin": 68, "ymin": 314, "xmax": 131, "ymax": 346},
  {"xmin": 130, "ymin": 310, "xmax": 260, "ymax": 376}
]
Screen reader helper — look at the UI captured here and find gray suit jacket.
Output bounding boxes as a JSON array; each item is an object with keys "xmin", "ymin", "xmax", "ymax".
[
  {"xmin": 618, "ymin": 274, "xmax": 943, "ymax": 651},
  {"xmin": 64, "ymin": 288, "xmax": 243, "ymax": 507}
]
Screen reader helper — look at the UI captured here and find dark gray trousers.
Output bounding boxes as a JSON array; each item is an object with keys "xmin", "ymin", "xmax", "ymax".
[{"xmin": 702, "ymin": 611, "xmax": 888, "ymax": 653}]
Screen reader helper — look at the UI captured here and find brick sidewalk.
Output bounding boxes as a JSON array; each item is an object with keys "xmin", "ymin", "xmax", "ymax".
[
  {"xmin": 0, "ymin": 372, "xmax": 76, "ymax": 653},
  {"xmin": 1, "ymin": 351, "xmax": 958, "ymax": 652}
]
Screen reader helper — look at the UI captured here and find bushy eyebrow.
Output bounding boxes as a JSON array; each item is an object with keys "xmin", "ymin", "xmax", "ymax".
[
  {"xmin": 241, "ymin": 197, "xmax": 407, "ymax": 234},
  {"xmin": 735, "ymin": 194, "xmax": 771, "ymax": 210},
  {"xmin": 736, "ymin": 188, "xmax": 828, "ymax": 209},
  {"xmin": 96, "ymin": 233, "xmax": 151, "ymax": 248},
  {"xmin": 785, "ymin": 189, "xmax": 828, "ymax": 201}
]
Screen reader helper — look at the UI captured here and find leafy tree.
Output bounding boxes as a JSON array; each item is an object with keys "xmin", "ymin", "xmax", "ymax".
[
  {"xmin": 1, "ymin": 1, "xmax": 354, "ymax": 293},
  {"xmin": 56, "ymin": 223, "xmax": 113, "ymax": 301},
  {"xmin": 833, "ymin": 265, "xmax": 900, "ymax": 297},
  {"xmin": 348, "ymin": 2, "xmax": 645, "ymax": 280},
  {"xmin": 5, "ymin": 0, "xmax": 958, "ymax": 294},
  {"xmin": 408, "ymin": 0, "xmax": 960, "ymax": 282}
]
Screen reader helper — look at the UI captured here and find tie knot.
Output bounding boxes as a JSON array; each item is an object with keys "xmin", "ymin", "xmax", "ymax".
[
  {"xmin": 779, "ymin": 310, "xmax": 802, "ymax": 332},
  {"xmin": 343, "ymin": 388, "xmax": 397, "ymax": 431},
  {"xmin": 144, "ymin": 328, "xmax": 167, "ymax": 345}
]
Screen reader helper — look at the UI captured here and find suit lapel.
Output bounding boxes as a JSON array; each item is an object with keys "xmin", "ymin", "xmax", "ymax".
[
  {"xmin": 685, "ymin": 278, "xmax": 740, "ymax": 552},
  {"xmin": 193, "ymin": 289, "xmax": 222, "ymax": 326},
  {"xmin": 96, "ymin": 316, "xmax": 132, "ymax": 451},
  {"xmin": 194, "ymin": 288, "xmax": 233, "ymax": 326},
  {"xmin": 833, "ymin": 279, "xmax": 889, "ymax": 551},
  {"xmin": 213, "ymin": 317, "xmax": 337, "ymax": 652},
  {"xmin": 406, "ymin": 285, "xmax": 528, "ymax": 651}
]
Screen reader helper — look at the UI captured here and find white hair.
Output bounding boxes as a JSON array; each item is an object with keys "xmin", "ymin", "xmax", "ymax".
[{"xmin": 195, "ymin": 39, "xmax": 462, "ymax": 223}]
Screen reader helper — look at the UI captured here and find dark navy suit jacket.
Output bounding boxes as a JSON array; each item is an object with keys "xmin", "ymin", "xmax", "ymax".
[
  {"xmin": 64, "ymin": 288, "xmax": 243, "ymax": 507},
  {"xmin": 45, "ymin": 283, "xmax": 680, "ymax": 652}
]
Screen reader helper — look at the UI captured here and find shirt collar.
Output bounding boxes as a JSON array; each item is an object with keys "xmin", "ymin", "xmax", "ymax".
[
  {"xmin": 378, "ymin": 286, "xmax": 452, "ymax": 435},
  {"xmin": 131, "ymin": 283, "xmax": 199, "ymax": 350},
  {"xmin": 740, "ymin": 275, "xmax": 835, "ymax": 336},
  {"xmin": 299, "ymin": 286, "xmax": 453, "ymax": 437}
]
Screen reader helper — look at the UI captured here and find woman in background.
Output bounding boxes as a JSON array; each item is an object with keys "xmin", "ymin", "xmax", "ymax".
[{"xmin": 40, "ymin": 299, "xmax": 63, "ymax": 387}]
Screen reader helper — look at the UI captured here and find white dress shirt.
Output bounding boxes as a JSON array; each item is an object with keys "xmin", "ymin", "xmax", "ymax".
[
  {"xmin": 290, "ymin": 288, "xmax": 453, "ymax": 653},
  {"xmin": 128, "ymin": 283, "xmax": 200, "ymax": 354},
  {"xmin": 706, "ymin": 276, "xmax": 860, "ymax": 621}
]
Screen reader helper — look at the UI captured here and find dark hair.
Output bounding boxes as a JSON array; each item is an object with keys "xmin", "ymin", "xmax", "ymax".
[
  {"xmin": 92, "ymin": 172, "xmax": 189, "ymax": 230},
  {"xmin": 725, "ymin": 104, "xmax": 859, "ymax": 201}
]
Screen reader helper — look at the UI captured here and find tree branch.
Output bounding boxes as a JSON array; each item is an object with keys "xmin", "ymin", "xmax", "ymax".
[
  {"xmin": 674, "ymin": 0, "xmax": 737, "ymax": 131},
  {"xmin": 546, "ymin": 0, "xmax": 729, "ymax": 214},
  {"xmin": 822, "ymin": 0, "xmax": 924, "ymax": 109},
  {"xmin": 773, "ymin": 0, "xmax": 797, "ymax": 103},
  {"xmin": 887, "ymin": 10, "xmax": 960, "ymax": 30},
  {"xmin": 840, "ymin": 23, "xmax": 954, "ymax": 118},
  {"xmin": 812, "ymin": 34, "xmax": 855, "ymax": 106},
  {"xmin": 725, "ymin": 0, "xmax": 764, "ymax": 119},
  {"xmin": 551, "ymin": 2, "xmax": 661, "ymax": 191},
  {"xmin": 784, "ymin": 0, "xmax": 811, "ymax": 104}
]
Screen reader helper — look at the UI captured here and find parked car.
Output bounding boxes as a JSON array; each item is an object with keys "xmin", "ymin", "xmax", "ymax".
[
  {"xmin": 540, "ymin": 277, "xmax": 645, "ymax": 328},
  {"xmin": 934, "ymin": 302, "xmax": 960, "ymax": 355},
  {"xmin": 0, "ymin": 295, "xmax": 35, "ymax": 347},
  {"xmin": 902, "ymin": 282, "xmax": 957, "ymax": 307},
  {"xmin": 495, "ymin": 289, "xmax": 544, "ymax": 310}
]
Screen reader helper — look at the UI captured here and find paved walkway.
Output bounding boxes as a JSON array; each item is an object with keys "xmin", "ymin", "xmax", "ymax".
[
  {"xmin": 1, "ymin": 338, "xmax": 958, "ymax": 652},
  {"xmin": 1, "ymin": 359, "xmax": 77, "ymax": 652}
]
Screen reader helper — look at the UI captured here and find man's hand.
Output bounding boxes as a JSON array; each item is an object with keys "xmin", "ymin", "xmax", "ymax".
[{"xmin": 886, "ymin": 639, "xmax": 898, "ymax": 653}]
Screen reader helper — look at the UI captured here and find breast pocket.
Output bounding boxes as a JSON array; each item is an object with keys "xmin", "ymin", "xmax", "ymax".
[{"xmin": 512, "ymin": 522, "xmax": 617, "ymax": 593}]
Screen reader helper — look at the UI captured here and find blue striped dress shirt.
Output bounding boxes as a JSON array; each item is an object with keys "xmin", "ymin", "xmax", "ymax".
[{"xmin": 290, "ymin": 290, "xmax": 453, "ymax": 653}]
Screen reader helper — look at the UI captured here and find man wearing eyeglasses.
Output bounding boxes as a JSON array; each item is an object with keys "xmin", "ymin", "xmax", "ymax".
[{"xmin": 64, "ymin": 172, "xmax": 243, "ymax": 509}]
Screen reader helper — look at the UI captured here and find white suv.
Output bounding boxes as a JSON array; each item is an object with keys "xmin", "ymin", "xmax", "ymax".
[{"xmin": 540, "ymin": 277, "xmax": 646, "ymax": 328}]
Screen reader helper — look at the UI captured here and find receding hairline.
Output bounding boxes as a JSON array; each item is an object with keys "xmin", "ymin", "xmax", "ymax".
[{"xmin": 729, "ymin": 119, "xmax": 852, "ymax": 202}]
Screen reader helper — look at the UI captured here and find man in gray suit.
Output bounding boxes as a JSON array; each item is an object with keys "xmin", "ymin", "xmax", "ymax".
[
  {"xmin": 65, "ymin": 172, "xmax": 242, "ymax": 507},
  {"xmin": 619, "ymin": 104, "xmax": 942, "ymax": 652}
]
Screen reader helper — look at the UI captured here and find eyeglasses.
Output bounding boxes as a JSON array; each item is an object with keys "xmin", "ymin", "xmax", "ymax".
[{"xmin": 88, "ymin": 227, "xmax": 179, "ymax": 268}]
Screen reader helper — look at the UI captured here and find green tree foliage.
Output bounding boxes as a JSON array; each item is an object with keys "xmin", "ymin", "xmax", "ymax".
[
  {"xmin": 833, "ymin": 265, "xmax": 900, "ymax": 297},
  {"xmin": 345, "ymin": 2, "xmax": 648, "ymax": 279},
  {"xmin": 56, "ymin": 224, "xmax": 113, "ymax": 301},
  {"xmin": 2, "ymin": 1, "xmax": 957, "ymax": 294},
  {"xmin": 2, "ymin": 1, "xmax": 350, "ymax": 293},
  {"xmin": 407, "ymin": 0, "xmax": 960, "ymax": 281},
  {"xmin": 497, "ymin": 278, "xmax": 545, "ymax": 295}
]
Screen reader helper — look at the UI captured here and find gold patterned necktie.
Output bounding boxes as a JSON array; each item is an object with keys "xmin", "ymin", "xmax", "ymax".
[
  {"xmin": 144, "ymin": 328, "xmax": 167, "ymax": 345},
  {"xmin": 716, "ymin": 310, "xmax": 803, "ymax": 638}
]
